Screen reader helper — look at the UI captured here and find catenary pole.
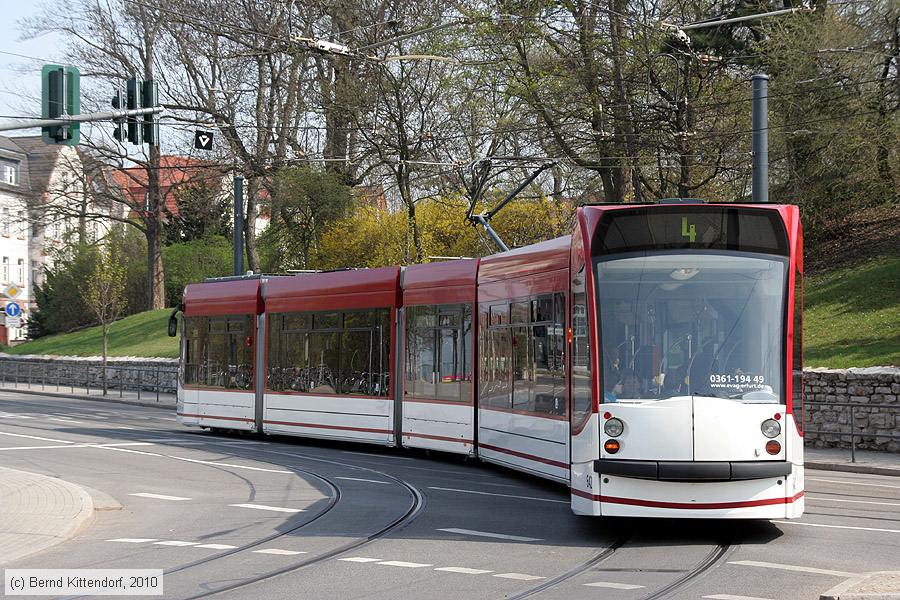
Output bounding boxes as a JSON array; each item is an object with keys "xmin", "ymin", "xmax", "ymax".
[
  {"xmin": 751, "ymin": 74, "xmax": 769, "ymax": 203},
  {"xmin": 233, "ymin": 175, "xmax": 244, "ymax": 276}
]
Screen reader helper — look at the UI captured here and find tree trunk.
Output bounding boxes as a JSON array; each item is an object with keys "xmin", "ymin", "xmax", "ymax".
[
  {"xmin": 102, "ymin": 324, "xmax": 108, "ymax": 395},
  {"xmin": 146, "ymin": 214, "xmax": 165, "ymax": 309}
]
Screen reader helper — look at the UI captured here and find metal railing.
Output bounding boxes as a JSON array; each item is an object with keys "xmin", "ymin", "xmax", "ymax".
[
  {"xmin": 804, "ymin": 400, "xmax": 900, "ymax": 462},
  {"xmin": 0, "ymin": 360, "xmax": 177, "ymax": 404}
]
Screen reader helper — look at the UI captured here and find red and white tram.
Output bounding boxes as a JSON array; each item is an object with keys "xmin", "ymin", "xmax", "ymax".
[{"xmin": 174, "ymin": 201, "xmax": 805, "ymax": 519}]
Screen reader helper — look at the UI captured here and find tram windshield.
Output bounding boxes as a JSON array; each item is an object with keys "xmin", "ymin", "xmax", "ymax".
[{"xmin": 595, "ymin": 252, "xmax": 787, "ymax": 403}]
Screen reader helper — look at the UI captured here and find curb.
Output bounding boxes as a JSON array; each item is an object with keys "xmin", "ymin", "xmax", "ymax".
[
  {"xmin": 806, "ymin": 461, "xmax": 900, "ymax": 478},
  {"xmin": 0, "ymin": 386, "xmax": 175, "ymax": 410},
  {"xmin": 0, "ymin": 467, "xmax": 95, "ymax": 565},
  {"xmin": 820, "ymin": 572, "xmax": 900, "ymax": 600}
]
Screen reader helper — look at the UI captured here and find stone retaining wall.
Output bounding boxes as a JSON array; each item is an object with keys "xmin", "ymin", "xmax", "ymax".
[
  {"xmin": 0, "ymin": 354, "xmax": 178, "ymax": 393},
  {"xmin": 803, "ymin": 367, "xmax": 900, "ymax": 452}
]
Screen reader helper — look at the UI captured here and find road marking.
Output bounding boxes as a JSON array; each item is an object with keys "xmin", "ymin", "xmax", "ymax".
[
  {"xmin": 0, "ymin": 431, "xmax": 74, "ymax": 443},
  {"xmin": 138, "ymin": 437, "xmax": 194, "ymax": 442},
  {"xmin": 252, "ymin": 549, "xmax": 306, "ymax": 555},
  {"xmin": 195, "ymin": 544, "xmax": 237, "ymax": 550},
  {"xmin": 129, "ymin": 493, "xmax": 192, "ymax": 501},
  {"xmin": 0, "ymin": 442, "xmax": 154, "ymax": 451},
  {"xmin": 49, "ymin": 417, "xmax": 84, "ymax": 424},
  {"xmin": 428, "ymin": 486, "xmax": 568, "ymax": 504},
  {"xmin": 773, "ymin": 520, "xmax": 900, "ymax": 534},
  {"xmin": 435, "ymin": 567, "xmax": 493, "ymax": 575},
  {"xmin": 342, "ymin": 450, "xmax": 412, "ymax": 460},
  {"xmin": 171, "ymin": 456, "xmax": 292, "ymax": 474},
  {"xmin": 377, "ymin": 561, "xmax": 433, "ymax": 568},
  {"xmin": 0, "ymin": 413, "xmax": 32, "ymax": 419},
  {"xmin": 108, "ymin": 538, "xmax": 158, "ymax": 543},
  {"xmin": 808, "ymin": 477, "xmax": 900, "ymax": 490},
  {"xmin": 493, "ymin": 573, "xmax": 545, "ymax": 581},
  {"xmin": 95, "ymin": 446, "xmax": 162, "ymax": 457},
  {"xmin": 808, "ymin": 496, "xmax": 900, "ymax": 507},
  {"xmin": 703, "ymin": 595, "xmax": 775, "ymax": 600},
  {"xmin": 437, "ymin": 528, "xmax": 542, "ymax": 542},
  {"xmin": 153, "ymin": 541, "xmax": 197, "ymax": 547},
  {"xmin": 339, "ymin": 557, "xmax": 382, "ymax": 563},
  {"xmin": 229, "ymin": 503, "xmax": 305, "ymax": 513},
  {"xmin": 729, "ymin": 560, "xmax": 856, "ymax": 578},
  {"xmin": 584, "ymin": 582, "xmax": 646, "ymax": 590},
  {"xmin": 335, "ymin": 476, "xmax": 391, "ymax": 485}
]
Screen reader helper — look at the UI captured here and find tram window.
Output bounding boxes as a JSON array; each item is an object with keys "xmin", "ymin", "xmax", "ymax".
[
  {"xmin": 571, "ymin": 276, "xmax": 592, "ymax": 425},
  {"xmin": 512, "ymin": 326, "xmax": 532, "ymax": 411},
  {"xmin": 511, "ymin": 302, "xmax": 529, "ymax": 324},
  {"xmin": 792, "ymin": 270, "xmax": 803, "ymax": 432},
  {"xmin": 188, "ymin": 315, "xmax": 254, "ymax": 390},
  {"xmin": 267, "ymin": 309, "xmax": 391, "ymax": 397},
  {"xmin": 405, "ymin": 303, "xmax": 472, "ymax": 403},
  {"xmin": 481, "ymin": 324, "xmax": 512, "ymax": 409}
]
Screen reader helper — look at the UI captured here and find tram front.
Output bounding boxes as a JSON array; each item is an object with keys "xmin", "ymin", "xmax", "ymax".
[{"xmin": 570, "ymin": 203, "xmax": 804, "ymax": 519}]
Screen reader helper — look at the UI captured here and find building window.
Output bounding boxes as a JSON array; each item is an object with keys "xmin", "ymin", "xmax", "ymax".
[
  {"xmin": 0, "ymin": 159, "xmax": 19, "ymax": 185},
  {"xmin": 16, "ymin": 210, "xmax": 24, "ymax": 239},
  {"xmin": 2, "ymin": 257, "xmax": 8, "ymax": 283},
  {"xmin": 31, "ymin": 260, "xmax": 38, "ymax": 287},
  {"xmin": 16, "ymin": 259, "xmax": 24, "ymax": 284}
]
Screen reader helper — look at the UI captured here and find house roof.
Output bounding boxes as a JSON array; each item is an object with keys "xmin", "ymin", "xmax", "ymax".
[
  {"xmin": 6, "ymin": 136, "xmax": 63, "ymax": 202},
  {"xmin": 111, "ymin": 156, "xmax": 224, "ymax": 215}
]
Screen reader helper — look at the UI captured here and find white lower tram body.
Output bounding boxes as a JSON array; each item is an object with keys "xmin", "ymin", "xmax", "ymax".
[{"xmin": 571, "ymin": 396, "xmax": 804, "ymax": 519}]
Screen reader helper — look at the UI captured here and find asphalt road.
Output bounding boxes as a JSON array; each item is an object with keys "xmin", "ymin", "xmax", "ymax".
[{"xmin": 0, "ymin": 391, "xmax": 897, "ymax": 600}]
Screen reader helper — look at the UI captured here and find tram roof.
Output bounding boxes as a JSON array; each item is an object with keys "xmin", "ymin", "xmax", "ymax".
[
  {"xmin": 403, "ymin": 259, "xmax": 478, "ymax": 305},
  {"xmin": 265, "ymin": 266, "xmax": 401, "ymax": 313},
  {"xmin": 478, "ymin": 235, "xmax": 571, "ymax": 282},
  {"xmin": 183, "ymin": 278, "xmax": 262, "ymax": 317}
]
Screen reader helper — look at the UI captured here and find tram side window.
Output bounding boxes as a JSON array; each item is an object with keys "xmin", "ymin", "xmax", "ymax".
[
  {"xmin": 267, "ymin": 309, "xmax": 391, "ymax": 397},
  {"xmin": 792, "ymin": 270, "xmax": 803, "ymax": 432},
  {"xmin": 480, "ymin": 303, "xmax": 511, "ymax": 409},
  {"xmin": 571, "ymin": 266, "xmax": 592, "ymax": 426},
  {"xmin": 183, "ymin": 315, "xmax": 254, "ymax": 389},
  {"xmin": 405, "ymin": 304, "xmax": 473, "ymax": 403}
]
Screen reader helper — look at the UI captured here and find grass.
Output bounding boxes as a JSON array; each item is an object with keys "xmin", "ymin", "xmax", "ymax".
[
  {"xmin": 4, "ymin": 309, "xmax": 178, "ymax": 359},
  {"xmin": 2, "ymin": 256, "xmax": 897, "ymax": 368},
  {"xmin": 804, "ymin": 255, "xmax": 899, "ymax": 369}
]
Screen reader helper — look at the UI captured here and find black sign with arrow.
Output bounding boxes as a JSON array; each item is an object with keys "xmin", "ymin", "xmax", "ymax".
[{"xmin": 194, "ymin": 129, "xmax": 213, "ymax": 150}]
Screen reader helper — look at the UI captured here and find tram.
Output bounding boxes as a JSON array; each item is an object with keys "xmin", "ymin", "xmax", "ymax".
[{"xmin": 172, "ymin": 201, "xmax": 805, "ymax": 519}]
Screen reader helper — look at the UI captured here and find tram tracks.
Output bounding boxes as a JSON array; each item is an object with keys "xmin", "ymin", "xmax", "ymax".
[{"xmin": 640, "ymin": 538, "xmax": 733, "ymax": 600}]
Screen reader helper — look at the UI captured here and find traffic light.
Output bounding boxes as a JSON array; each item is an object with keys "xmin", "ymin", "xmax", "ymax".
[
  {"xmin": 126, "ymin": 77, "xmax": 143, "ymax": 145},
  {"xmin": 141, "ymin": 80, "xmax": 159, "ymax": 147},
  {"xmin": 111, "ymin": 89, "xmax": 126, "ymax": 142},
  {"xmin": 41, "ymin": 65, "xmax": 80, "ymax": 146}
]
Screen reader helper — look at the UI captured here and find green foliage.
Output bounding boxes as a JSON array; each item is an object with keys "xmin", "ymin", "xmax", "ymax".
[
  {"xmin": 163, "ymin": 236, "xmax": 233, "ymax": 306},
  {"xmin": 259, "ymin": 167, "xmax": 353, "ymax": 271},
  {"xmin": 9, "ymin": 309, "xmax": 178, "ymax": 358},
  {"xmin": 29, "ymin": 243, "xmax": 100, "ymax": 337},
  {"xmin": 164, "ymin": 180, "xmax": 232, "ymax": 244},
  {"xmin": 83, "ymin": 246, "xmax": 127, "ymax": 328},
  {"xmin": 804, "ymin": 256, "xmax": 900, "ymax": 368},
  {"xmin": 113, "ymin": 227, "xmax": 150, "ymax": 316}
]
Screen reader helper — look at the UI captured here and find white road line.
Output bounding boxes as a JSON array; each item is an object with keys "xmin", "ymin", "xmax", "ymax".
[
  {"xmin": 729, "ymin": 560, "xmax": 856, "ymax": 578},
  {"xmin": 584, "ymin": 582, "xmax": 646, "ymax": 590},
  {"xmin": 153, "ymin": 541, "xmax": 197, "ymax": 547},
  {"xmin": 129, "ymin": 493, "xmax": 192, "ymax": 501},
  {"xmin": 94, "ymin": 446, "xmax": 162, "ymax": 457},
  {"xmin": 377, "ymin": 561, "xmax": 433, "ymax": 568},
  {"xmin": 434, "ymin": 567, "xmax": 494, "ymax": 575},
  {"xmin": 229, "ymin": 503, "xmax": 305, "ymax": 513},
  {"xmin": 49, "ymin": 417, "xmax": 84, "ymax": 424},
  {"xmin": 808, "ymin": 477, "xmax": 900, "ymax": 490},
  {"xmin": 773, "ymin": 520, "xmax": 900, "ymax": 534},
  {"xmin": 339, "ymin": 557, "xmax": 383, "ymax": 563},
  {"xmin": 341, "ymin": 450, "xmax": 412, "ymax": 460},
  {"xmin": 171, "ymin": 456, "xmax": 292, "ymax": 474},
  {"xmin": 493, "ymin": 573, "xmax": 545, "ymax": 581},
  {"xmin": 195, "ymin": 544, "xmax": 237, "ymax": 550},
  {"xmin": 0, "ymin": 441, "xmax": 154, "ymax": 451},
  {"xmin": 437, "ymin": 528, "xmax": 542, "ymax": 542},
  {"xmin": 335, "ymin": 476, "xmax": 391, "ymax": 485},
  {"xmin": 108, "ymin": 538, "xmax": 158, "ymax": 543},
  {"xmin": 0, "ymin": 431, "xmax": 74, "ymax": 443},
  {"xmin": 252, "ymin": 549, "xmax": 306, "ymax": 555},
  {"xmin": 703, "ymin": 595, "xmax": 775, "ymax": 600},
  {"xmin": 808, "ymin": 496, "xmax": 900, "ymax": 507},
  {"xmin": 428, "ymin": 486, "xmax": 568, "ymax": 504}
]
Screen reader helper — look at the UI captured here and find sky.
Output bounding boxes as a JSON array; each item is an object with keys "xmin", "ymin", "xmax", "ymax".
[{"xmin": 0, "ymin": 2, "xmax": 64, "ymax": 134}]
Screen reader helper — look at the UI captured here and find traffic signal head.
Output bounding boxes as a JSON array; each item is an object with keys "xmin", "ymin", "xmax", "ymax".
[
  {"xmin": 142, "ymin": 80, "xmax": 159, "ymax": 147},
  {"xmin": 126, "ymin": 77, "xmax": 143, "ymax": 145},
  {"xmin": 41, "ymin": 64, "xmax": 80, "ymax": 146},
  {"xmin": 111, "ymin": 89, "xmax": 126, "ymax": 142}
]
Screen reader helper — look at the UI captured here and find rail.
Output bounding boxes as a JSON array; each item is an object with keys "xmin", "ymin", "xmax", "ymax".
[
  {"xmin": 0, "ymin": 360, "xmax": 177, "ymax": 404},
  {"xmin": 803, "ymin": 400, "xmax": 900, "ymax": 462}
]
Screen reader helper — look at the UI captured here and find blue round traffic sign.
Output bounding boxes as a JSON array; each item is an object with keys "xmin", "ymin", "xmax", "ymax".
[{"xmin": 5, "ymin": 302, "xmax": 21, "ymax": 317}]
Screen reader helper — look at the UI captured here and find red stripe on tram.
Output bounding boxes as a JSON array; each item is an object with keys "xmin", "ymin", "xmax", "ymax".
[{"xmin": 571, "ymin": 489, "xmax": 806, "ymax": 510}]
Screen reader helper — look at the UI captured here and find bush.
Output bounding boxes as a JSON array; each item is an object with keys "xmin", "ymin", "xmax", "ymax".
[{"xmin": 163, "ymin": 236, "xmax": 233, "ymax": 306}]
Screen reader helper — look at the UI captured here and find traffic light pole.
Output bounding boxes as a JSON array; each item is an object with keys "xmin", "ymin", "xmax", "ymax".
[{"xmin": 0, "ymin": 106, "xmax": 163, "ymax": 133}]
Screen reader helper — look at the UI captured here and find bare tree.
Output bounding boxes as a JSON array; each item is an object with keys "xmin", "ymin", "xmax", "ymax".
[{"xmin": 83, "ymin": 247, "xmax": 126, "ymax": 395}]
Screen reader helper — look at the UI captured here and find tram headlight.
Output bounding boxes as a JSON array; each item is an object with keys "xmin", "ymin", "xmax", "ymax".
[
  {"xmin": 761, "ymin": 419, "xmax": 781, "ymax": 438},
  {"xmin": 604, "ymin": 417, "xmax": 624, "ymax": 437}
]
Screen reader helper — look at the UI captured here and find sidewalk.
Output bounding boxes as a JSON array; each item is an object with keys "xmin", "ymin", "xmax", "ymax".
[
  {"xmin": 0, "ymin": 380, "xmax": 175, "ymax": 409},
  {"xmin": 0, "ymin": 467, "xmax": 95, "ymax": 565},
  {"xmin": 806, "ymin": 447, "xmax": 900, "ymax": 477}
]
